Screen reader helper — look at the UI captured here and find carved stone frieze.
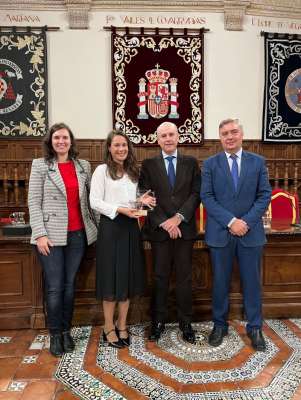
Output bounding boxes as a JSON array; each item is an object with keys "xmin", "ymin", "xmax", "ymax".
[
  {"xmin": 65, "ymin": 0, "xmax": 91, "ymax": 29},
  {"xmin": 223, "ymin": 0, "xmax": 250, "ymax": 30},
  {"xmin": 0, "ymin": 0, "xmax": 300, "ymax": 29}
]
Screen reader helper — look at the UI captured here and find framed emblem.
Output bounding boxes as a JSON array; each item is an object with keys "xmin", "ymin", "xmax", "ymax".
[
  {"xmin": 262, "ymin": 33, "xmax": 301, "ymax": 143},
  {"xmin": 111, "ymin": 28, "xmax": 205, "ymax": 146},
  {"xmin": 0, "ymin": 29, "xmax": 48, "ymax": 138}
]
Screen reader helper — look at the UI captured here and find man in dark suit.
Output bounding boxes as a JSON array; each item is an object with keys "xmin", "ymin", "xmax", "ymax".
[
  {"xmin": 139, "ymin": 122, "xmax": 200, "ymax": 343},
  {"xmin": 201, "ymin": 118, "xmax": 271, "ymax": 351}
]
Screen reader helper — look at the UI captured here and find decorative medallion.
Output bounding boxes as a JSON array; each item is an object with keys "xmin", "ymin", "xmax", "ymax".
[
  {"xmin": 285, "ymin": 68, "xmax": 301, "ymax": 114},
  {"xmin": 262, "ymin": 33, "xmax": 301, "ymax": 143},
  {"xmin": 0, "ymin": 30, "xmax": 48, "ymax": 137}
]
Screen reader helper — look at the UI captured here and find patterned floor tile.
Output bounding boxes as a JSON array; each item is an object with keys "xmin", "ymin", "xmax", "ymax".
[
  {"xmin": 0, "ymin": 336, "xmax": 12, "ymax": 343},
  {"xmin": 54, "ymin": 320, "xmax": 301, "ymax": 400},
  {"xmin": 7, "ymin": 380, "xmax": 27, "ymax": 392},
  {"xmin": 22, "ymin": 355, "xmax": 38, "ymax": 364}
]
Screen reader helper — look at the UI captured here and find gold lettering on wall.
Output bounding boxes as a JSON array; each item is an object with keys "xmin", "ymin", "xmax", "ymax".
[
  {"xmin": 5, "ymin": 14, "xmax": 41, "ymax": 23},
  {"xmin": 105, "ymin": 14, "xmax": 206, "ymax": 26},
  {"xmin": 251, "ymin": 17, "xmax": 301, "ymax": 31}
]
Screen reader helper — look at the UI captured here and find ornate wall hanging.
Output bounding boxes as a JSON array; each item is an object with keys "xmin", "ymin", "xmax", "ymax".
[
  {"xmin": 262, "ymin": 32, "xmax": 301, "ymax": 143},
  {"xmin": 111, "ymin": 27, "xmax": 206, "ymax": 146},
  {"xmin": 0, "ymin": 27, "xmax": 48, "ymax": 137}
]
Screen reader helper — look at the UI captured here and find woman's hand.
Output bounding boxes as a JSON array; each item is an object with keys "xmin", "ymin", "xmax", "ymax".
[
  {"xmin": 36, "ymin": 236, "xmax": 54, "ymax": 256},
  {"xmin": 139, "ymin": 190, "xmax": 156, "ymax": 209},
  {"xmin": 117, "ymin": 207, "xmax": 140, "ymax": 219}
]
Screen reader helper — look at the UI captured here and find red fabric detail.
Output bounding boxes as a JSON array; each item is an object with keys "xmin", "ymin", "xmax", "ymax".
[
  {"xmin": 270, "ymin": 188, "xmax": 299, "ymax": 224},
  {"xmin": 0, "ymin": 217, "xmax": 12, "ymax": 225},
  {"xmin": 58, "ymin": 161, "xmax": 84, "ymax": 232}
]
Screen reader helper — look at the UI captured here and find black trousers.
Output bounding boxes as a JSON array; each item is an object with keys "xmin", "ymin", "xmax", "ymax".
[{"xmin": 151, "ymin": 238, "xmax": 194, "ymax": 323}]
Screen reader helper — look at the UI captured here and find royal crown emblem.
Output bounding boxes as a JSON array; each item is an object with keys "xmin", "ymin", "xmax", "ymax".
[{"xmin": 137, "ymin": 64, "xmax": 179, "ymax": 119}]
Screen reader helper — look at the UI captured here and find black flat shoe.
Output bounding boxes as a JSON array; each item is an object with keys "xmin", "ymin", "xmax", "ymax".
[
  {"xmin": 115, "ymin": 326, "xmax": 131, "ymax": 347},
  {"xmin": 247, "ymin": 328, "xmax": 266, "ymax": 352},
  {"xmin": 148, "ymin": 322, "xmax": 165, "ymax": 341},
  {"xmin": 49, "ymin": 333, "xmax": 64, "ymax": 357},
  {"xmin": 208, "ymin": 326, "xmax": 228, "ymax": 347},
  {"xmin": 62, "ymin": 331, "xmax": 75, "ymax": 352},
  {"xmin": 103, "ymin": 329, "xmax": 124, "ymax": 349},
  {"xmin": 179, "ymin": 322, "xmax": 196, "ymax": 344}
]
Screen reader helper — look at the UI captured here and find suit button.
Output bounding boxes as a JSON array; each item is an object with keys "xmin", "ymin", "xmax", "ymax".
[{"xmin": 171, "ymin": 196, "xmax": 175, "ymax": 200}]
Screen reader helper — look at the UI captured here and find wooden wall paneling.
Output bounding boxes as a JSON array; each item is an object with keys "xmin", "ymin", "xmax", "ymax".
[
  {"xmin": 261, "ymin": 237, "xmax": 301, "ymax": 318},
  {"xmin": 0, "ymin": 233, "xmax": 301, "ymax": 330},
  {"xmin": 16, "ymin": 140, "xmax": 43, "ymax": 160},
  {"xmin": 1, "ymin": 138, "xmax": 301, "ymax": 220},
  {"xmin": 0, "ymin": 143, "xmax": 10, "ymax": 160},
  {"xmin": 0, "ymin": 137, "xmax": 300, "ymax": 163},
  {"xmin": 0, "ymin": 240, "xmax": 36, "ymax": 329}
]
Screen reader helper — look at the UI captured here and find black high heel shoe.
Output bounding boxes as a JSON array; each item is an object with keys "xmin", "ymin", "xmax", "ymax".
[
  {"xmin": 115, "ymin": 326, "xmax": 131, "ymax": 347},
  {"xmin": 103, "ymin": 329, "xmax": 124, "ymax": 349}
]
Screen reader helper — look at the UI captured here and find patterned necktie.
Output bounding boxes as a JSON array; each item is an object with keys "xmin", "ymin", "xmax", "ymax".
[
  {"xmin": 166, "ymin": 156, "xmax": 176, "ymax": 188},
  {"xmin": 230, "ymin": 154, "xmax": 239, "ymax": 190}
]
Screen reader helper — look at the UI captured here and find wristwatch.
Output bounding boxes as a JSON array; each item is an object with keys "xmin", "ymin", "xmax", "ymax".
[{"xmin": 176, "ymin": 212, "xmax": 185, "ymax": 222}]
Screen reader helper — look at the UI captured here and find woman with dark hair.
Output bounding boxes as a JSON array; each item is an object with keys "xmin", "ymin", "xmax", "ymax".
[
  {"xmin": 90, "ymin": 130, "xmax": 155, "ymax": 348},
  {"xmin": 28, "ymin": 122, "xmax": 97, "ymax": 357}
]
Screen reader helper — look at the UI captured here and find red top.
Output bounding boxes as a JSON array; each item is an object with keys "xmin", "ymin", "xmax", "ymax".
[{"xmin": 58, "ymin": 161, "xmax": 84, "ymax": 232}]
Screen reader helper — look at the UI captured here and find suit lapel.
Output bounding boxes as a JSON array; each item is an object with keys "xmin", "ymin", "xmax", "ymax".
[
  {"xmin": 219, "ymin": 153, "xmax": 235, "ymax": 191},
  {"xmin": 174, "ymin": 153, "xmax": 185, "ymax": 190},
  {"xmin": 74, "ymin": 160, "xmax": 86, "ymax": 199},
  {"xmin": 47, "ymin": 160, "xmax": 67, "ymax": 198},
  {"xmin": 236, "ymin": 151, "xmax": 248, "ymax": 195},
  {"xmin": 156, "ymin": 155, "xmax": 171, "ymax": 191}
]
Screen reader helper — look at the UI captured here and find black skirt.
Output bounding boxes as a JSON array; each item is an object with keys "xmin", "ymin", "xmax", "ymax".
[{"xmin": 96, "ymin": 214, "xmax": 146, "ymax": 301}]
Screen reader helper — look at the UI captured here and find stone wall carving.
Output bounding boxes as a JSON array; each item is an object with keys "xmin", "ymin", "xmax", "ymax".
[
  {"xmin": 0, "ymin": 1, "xmax": 300, "ymax": 30},
  {"xmin": 65, "ymin": 0, "xmax": 91, "ymax": 29}
]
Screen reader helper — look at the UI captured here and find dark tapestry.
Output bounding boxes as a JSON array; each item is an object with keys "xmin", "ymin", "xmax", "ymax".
[
  {"xmin": 112, "ymin": 29, "xmax": 204, "ymax": 145},
  {"xmin": 262, "ymin": 33, "xmax": 301, "ymax": 143},
  {"xmin": 0, "ymin": 29, "xmax": 48, "ymax": 137}
]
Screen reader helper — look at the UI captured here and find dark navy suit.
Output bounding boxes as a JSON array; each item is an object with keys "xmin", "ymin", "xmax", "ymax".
[{"xmin": 200, "ymin": 150, "xmax": 271, "ymax": 331}]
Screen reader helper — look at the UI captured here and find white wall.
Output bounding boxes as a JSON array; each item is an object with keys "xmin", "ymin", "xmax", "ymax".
[{"xmin": 1, "ymin": 9, "xmax": 300, "ymax": 139}]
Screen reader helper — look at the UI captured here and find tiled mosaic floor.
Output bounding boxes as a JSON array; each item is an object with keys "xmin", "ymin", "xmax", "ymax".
[{"xmin": 1, "ymin": 320, "xmax": 301, "ymax": 399}]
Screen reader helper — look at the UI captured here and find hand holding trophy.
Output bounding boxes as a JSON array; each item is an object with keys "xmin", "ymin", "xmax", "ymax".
[{"xmin": 133, "ymin": 189, "xmax": 156, "ymax": 215}]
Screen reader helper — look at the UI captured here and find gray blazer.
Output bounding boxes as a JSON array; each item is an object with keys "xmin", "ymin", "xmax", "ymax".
[{"xmin": 28, "ymin": 158, "xmax": 97, "ymax": 246}]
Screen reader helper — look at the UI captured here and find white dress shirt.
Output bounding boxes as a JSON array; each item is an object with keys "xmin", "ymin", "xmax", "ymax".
[
  {"xmin": 225, "ymin": 148, "xmax": 242, "ymax": 175},
  {"xmin": 90, "ymin": 164, "xmax": 137, "ymax": 220},
  {"xmin": 162, "ymin": 149, "xmax": 178, "ymax": 173}
]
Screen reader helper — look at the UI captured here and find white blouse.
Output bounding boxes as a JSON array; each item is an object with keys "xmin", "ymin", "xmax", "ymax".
[{"xmin": 90, "ymin": 164, "xmax": 137, "ymax": 220}]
